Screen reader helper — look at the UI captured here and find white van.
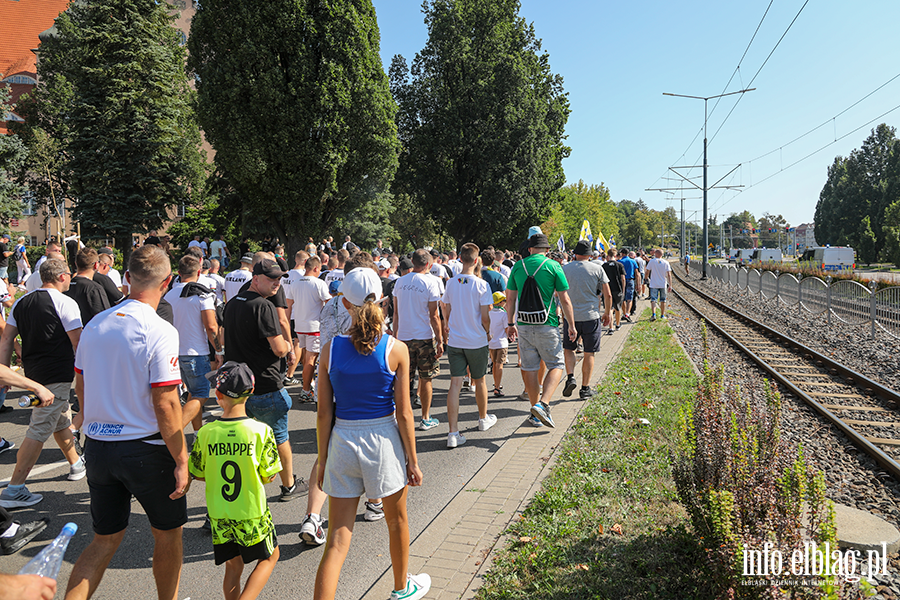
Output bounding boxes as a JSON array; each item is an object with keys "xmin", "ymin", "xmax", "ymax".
[
  {"xmin": 750, "ymin": 248, "xmax": 783, "ymax": 264},
  {"xmin": 735, "ymin": 249, "xmax": 753, "ymax": 266},
  {"xmin": 800, "ymin": 247, "xmax": 855, "ymax": 272}
]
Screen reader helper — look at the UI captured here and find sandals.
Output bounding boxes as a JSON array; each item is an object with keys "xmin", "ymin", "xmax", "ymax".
[{"xmin": 493, "ymin": 386, "xmax": 504, "ymax": 397}]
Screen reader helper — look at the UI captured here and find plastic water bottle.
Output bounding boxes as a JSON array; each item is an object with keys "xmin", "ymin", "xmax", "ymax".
[{"xmin": 18, "ymin": 522, "xmax": 78, "ymax": 579}]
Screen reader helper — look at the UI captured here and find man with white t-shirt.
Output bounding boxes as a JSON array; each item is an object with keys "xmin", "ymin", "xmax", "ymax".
[
  {"xmin": 441, "ymin": 243, "xmax": 496, "ymax": 448},
  {"xmin": 65, "ymin": 245, "xmax": 189, "ymax": 600},
  {"xmin": 445, "ymin": 250, "xmax": 462, "ymax": 276},
  {"xmin": 26, "ymin": 250, "xmax": 64, "ymax": 292},
  {"xmin": 0, "ymin": 259, "xmax": 84, "ymax": 509},
  {"xmin": 323, "ymin": 248, "xmax": 348, "ymax": 288},
  {"xmin": 282, "ymin": 250, "xmax": 308, "ymax": 384},
  {"xmin": 209, "ymin": 234, "xmax": 229, "ymax": 269},
  {"xmin": 164, "ymin": 255, "xmax": 221, "ymax": 432},
  {"xmin": 645, "ymin": 248, "xmax": 673, "ymax": 321},
  {"xmin": 208, "ymin": 259, "xmax": 226, "ymax": 304},
  {"xmin": 223, "ymin": 253, "xmax": 253, "ymax": 302},
  {"xmin": 392, "ymin": 249, "xmax": 444, "ymax": 430},
  {"xmin": 286, "ymin": 255, "xmax": 330, "ymax": 403}
]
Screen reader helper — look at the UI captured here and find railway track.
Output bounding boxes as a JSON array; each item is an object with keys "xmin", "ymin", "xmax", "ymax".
[{"xmin": 671, "ymin": 268, "xmax": 900, "ymax": 482}]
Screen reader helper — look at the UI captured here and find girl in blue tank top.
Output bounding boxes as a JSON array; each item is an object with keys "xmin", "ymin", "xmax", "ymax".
[{"xmin": 314, "ymin": 268, "xmax": 430, "ymax": 600}]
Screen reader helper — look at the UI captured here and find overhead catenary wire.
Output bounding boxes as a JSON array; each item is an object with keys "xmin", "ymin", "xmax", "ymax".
[
  {"xmin": 707, "ymin": 0, "xmax": 811, "ymax": 148},
  {"xmin": 710, "ymin": 101, "xmax": 900, "ymax": 213},
  {"xmin": 646, "ymin": 0, "xmax": 775, "ymax": 192}
]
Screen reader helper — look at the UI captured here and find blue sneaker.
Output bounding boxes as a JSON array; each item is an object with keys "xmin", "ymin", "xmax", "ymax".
[
  {"xmin": 418, "ymin": 417, "xmax": 439, "ymax": 431},
  {"xmin": 526, "ymin": 415, "xmax": 543, "ymax": 427},
  {"xmin": 530, "ymin": 401, "xmax": 555, "ymax": 428}
]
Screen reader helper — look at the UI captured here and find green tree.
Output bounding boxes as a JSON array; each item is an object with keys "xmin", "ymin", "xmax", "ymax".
[
  {"xmin": 334, "ymin": 191, "xmax": 397, "ymax": 251},
  {"xmin": 33, "ymin": 0, "xmax": 206, "ymax": 256},
  {"xmin": 542, "ymin": 180, "xmax": 617, "ymax": 249},
  {"xmin": 391, "ymin": 0, "xmax": 570, "ymax": 249},
  {"xmin": 189, "ymin": 0, "xmax": 399, "ymax": 256},
  {"xmin": 815, "ymin": 124, "xmax": 900, "ymax": 258},
  {"xmin": 0, "ymin": 87, "xmax": 27, "ymax": 225},
  {"xmin": 857, "ymin": 215, "xmax": 878, "ymax": 264},
  {"xmin": 883, "ymin": 199, "xmax": 900, "ymax": 267}
]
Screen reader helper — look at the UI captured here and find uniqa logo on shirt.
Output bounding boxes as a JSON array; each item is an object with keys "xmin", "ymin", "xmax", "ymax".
[{"xmin": 87, "ymin": 422, "xmax": 125, "ymax": 437}]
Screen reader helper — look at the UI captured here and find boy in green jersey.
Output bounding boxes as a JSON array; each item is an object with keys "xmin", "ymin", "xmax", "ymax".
[{"xmin": 190, "ymin": 362, "xmax": 282, "ymax": 600}]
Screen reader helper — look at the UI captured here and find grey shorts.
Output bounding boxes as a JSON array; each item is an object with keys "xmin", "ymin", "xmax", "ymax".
[
  {"xmin": 516, "ymin": 324, "xmax": 564, "ymax": 372},
  {"xmin": 26, "ymin": 382, "xmax": 73, "ymax": 443},
  {"xmin": 323, "ymin": 415, "xmax": 408, "ymax": 499}
]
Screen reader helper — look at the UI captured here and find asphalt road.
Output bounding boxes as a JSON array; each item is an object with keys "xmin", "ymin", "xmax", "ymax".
[{"xmin": 0, "ymin": 345, "xmax": 556, "ymax": 599}]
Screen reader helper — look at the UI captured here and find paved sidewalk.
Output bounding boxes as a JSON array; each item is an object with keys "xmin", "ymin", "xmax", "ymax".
[{"xmin": 361, "ymin": 323, "xmax": 634, "ymax": 600}]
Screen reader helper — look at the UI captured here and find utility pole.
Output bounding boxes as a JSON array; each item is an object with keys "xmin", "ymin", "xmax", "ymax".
[{"xmin": 655, "ymin": 87, "xmax": 755, "ymax": 279}]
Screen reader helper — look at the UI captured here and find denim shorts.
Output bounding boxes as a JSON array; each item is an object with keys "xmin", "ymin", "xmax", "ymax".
[
  {"xmin": 0, "ymin": 267, "xmax": 9, "ymax": 279},
  {"xmin": 650, "ymin": 287, "xmax": 668, "ymax": 302},
  {"xmin": 516, "ymin": 324, "xmax": 564, "ymax": 372},
  {"xmin": 246, "ymin": 388, "xmax": 291, "ymax": 444},
  {"xmin": 179, "ymin": 354, "xmax": 211, "ymax": 399},
  {"xmin": 624, "ymin": 280, "xmax": 635, "ymax": 301}
]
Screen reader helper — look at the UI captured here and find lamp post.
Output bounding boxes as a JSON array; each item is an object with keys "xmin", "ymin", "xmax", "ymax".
[{"xmin": 663, "ymin": 88, "xmax": 755, "ymax": 279}]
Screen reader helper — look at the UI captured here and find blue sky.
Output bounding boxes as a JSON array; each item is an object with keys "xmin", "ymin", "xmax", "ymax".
[{"xmin": 372, "ymin": 0, "xmax": 900, "ymax": 233}]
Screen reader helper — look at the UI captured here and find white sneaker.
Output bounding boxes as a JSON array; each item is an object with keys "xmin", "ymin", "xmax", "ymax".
[
  {"xmin": 478, "ymin": 414, "xmax": 497, "ymax": 431},
  {"xmin": 364, "ymin": 501, "xmax": 385, "ymax": 521},
  {"xmin": 391, "ymin": 573, "xmax": 432, "ymax": 600},
  {"xmin": 447, "ymin": 432, "xmax": 466, "ymax": 449},
  {"xmin": 68, "ymin": 458, "xmax": 86, "ymax": 481},
  {"xmin": 300, "ymin": 514, "xmax": 326, "ymax": 546}
]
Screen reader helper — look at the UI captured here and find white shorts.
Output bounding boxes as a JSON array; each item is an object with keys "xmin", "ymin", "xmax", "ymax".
[
  {"xmin": 323, "ymin": 415, "xmax": 408, "ymax": 499},
  {"xmin": 296, "ymin": 333, "xmax": 321, "ymax": 354}
]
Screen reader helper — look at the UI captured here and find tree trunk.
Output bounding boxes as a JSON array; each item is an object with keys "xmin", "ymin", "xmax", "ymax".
[{"xmin": 115, "ymin": 233, "xmax": 132, "ymax": 271}]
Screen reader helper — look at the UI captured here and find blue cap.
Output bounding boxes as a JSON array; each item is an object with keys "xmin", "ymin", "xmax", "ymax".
[
  {"xmin": 527, "ymin": 226, "xmax": 543, "ymax": 238},
  {"xmin": 328, "ymin": 280, "xmax": 342, "ymax": 295},
  {"xmin": 62, "ymin": 522, "xmax": 78, "ymax": 536}
]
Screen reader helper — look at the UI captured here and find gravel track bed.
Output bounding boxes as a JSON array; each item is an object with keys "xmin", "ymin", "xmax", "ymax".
[
  {"xmin": 684, "ymin": 274, "xmax": 900, "ymax": 393},
  {"xmin": 661, "ymin": 287, "xmax": 900, "ymax": 598}
]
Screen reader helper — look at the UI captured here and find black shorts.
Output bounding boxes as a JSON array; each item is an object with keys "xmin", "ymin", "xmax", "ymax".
[
  {"xmin": 214, "ymin": 531, "xmax": 278, "ymax": 565},
  {"xmin": 85, "ymin": 438, "xmax": 188, "ymax": 535},
  {"xmin": 289, "ymin": 319, "xmax": 297, "ymax": 341},
  {"xmin": 562, "ymin": 319, "xmax": 602, "ymax": 353}
]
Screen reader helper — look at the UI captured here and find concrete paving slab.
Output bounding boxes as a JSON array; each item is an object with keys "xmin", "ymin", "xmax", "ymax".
[{"xmin": 834, "ymin": 502, "xmax": 900, "ymax": 554}]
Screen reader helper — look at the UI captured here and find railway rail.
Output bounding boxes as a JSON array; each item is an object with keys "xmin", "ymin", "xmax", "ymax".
[{"xmin": 671, "ymin": 268, "xmax": 900, "ymax": 482}]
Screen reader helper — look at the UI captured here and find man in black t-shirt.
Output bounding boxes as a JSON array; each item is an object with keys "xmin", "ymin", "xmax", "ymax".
[
  {"xmin": 0, "ymin": 259, "xmax": 85, "ymax": 509},
  {"xmin": 601, "ymin": 248, "xmax": 627, "ymax": 333},
  {"xmin": 64, "ymin": 248, "xmax": 110, "ymax": 324},
  {"xmin": 225, "ymin": 258, "xmax": 303, "ymax": 502},
  {"xmin": 0, "ymin": 233, "xmax": 11, "ymax": 285}
]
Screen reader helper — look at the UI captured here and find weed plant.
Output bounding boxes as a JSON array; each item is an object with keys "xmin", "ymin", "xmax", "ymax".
[{"xmin": 671, "ymin": 323, "xmax": 868, "ymax": 599}]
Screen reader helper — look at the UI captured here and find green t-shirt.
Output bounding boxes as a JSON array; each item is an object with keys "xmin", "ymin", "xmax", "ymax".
[
  {"xmin": 506, "ymin": 253, "xmax": 569, "ymax": 328},
  {"xmin": 189, "ymin": 416, "xmax": 282, "ymax": 546}
]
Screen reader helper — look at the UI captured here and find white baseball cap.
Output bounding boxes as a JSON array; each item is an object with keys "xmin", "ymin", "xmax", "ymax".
[{"xmin": 339, "ymin": 269, "xmax": 383, "ymax": 306}]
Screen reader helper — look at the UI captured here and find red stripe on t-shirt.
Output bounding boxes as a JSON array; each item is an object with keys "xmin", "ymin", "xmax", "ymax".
[
  {"xmin": 296, "ymin": 332, "xmax": 320, "ymax": 336},
  {"xmin": 74, "ymin": 367, "xmax": 83, "ymax": 374},
  {"xmin": 150, "ymin": 379, "xmax": 181, "ymax": 388}
]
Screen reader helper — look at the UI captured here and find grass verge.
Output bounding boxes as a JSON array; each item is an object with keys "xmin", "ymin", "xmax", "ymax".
[{"xmin": 477, "ymin": 313, "xmax": 716, "ymax": 600}]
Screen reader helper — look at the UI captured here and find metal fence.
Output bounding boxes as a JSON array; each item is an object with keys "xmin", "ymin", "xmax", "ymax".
[{"xmin": 683, "ymin": 261, "xmax": 900, "ymax": 340}]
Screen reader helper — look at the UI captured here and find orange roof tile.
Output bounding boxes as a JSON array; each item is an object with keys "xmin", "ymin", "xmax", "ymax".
[{"xmin": 0, "ymin": 0, "xmax": 71, "ymax": 78}]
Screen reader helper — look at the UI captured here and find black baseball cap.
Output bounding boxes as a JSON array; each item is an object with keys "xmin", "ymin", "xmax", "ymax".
[
  {"xmin": 206, "ymin": 361, "xmax": 255, "ymax": 398},
  {"xmin": 398, "ymin": 257, "xmax": 414, "ymax": 271},
  {"xmin": 252, "ymin": 258, "xmax": 288, "ymax": 278}
]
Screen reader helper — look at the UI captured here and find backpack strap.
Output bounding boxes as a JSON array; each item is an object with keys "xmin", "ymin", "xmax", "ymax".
[{"xmin": 522, "ymin": 256, "xmax": 550, "ymax": 278}]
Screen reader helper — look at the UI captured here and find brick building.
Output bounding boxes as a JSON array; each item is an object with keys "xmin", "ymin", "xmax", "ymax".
[{"xmin": 1, "ymin": 0, "xmax": 201, "ymax": 246}]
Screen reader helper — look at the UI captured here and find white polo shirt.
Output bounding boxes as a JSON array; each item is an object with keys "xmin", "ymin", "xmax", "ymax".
[{"xmin": 76, "ymin": 299, "xmax": 181, "ymax": 442}]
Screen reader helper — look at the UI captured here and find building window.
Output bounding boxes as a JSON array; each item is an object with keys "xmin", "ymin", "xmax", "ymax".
[
  {"xmin": 176, "ymin": 203, "xmax": 186, "ymax": 218},
  {"xmin": 30, "ymin": 236, "xmax": 37, "ymax": 247},
  {"xmin": 1, "ymin": 75, "xmax": 37, "ymax": 85},
  {"xmin": 177, "ymin": 30, "xmax": 187, "ymax": 46},
  {"xmin": 21, "ymin": 191, "xmax": 36, "ymax": 216}
]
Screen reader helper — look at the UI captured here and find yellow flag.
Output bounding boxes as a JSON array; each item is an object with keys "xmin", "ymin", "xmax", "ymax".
[{"xmin": 579, "ymin": 220, "xmax": 593, "ymax": 242}]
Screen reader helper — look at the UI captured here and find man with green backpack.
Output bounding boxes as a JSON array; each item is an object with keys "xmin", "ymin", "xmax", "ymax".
[{"xmin": 504, "ymin": 234, "xmax": 577, "ymax": 428}]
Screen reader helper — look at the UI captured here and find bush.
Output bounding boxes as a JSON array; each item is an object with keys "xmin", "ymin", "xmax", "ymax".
[{"xmin": 671, "ymin": 323, "xmax": 865, "ymax": 599}]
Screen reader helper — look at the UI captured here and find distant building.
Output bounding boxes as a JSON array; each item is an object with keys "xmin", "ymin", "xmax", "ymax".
[
  {"xmin": 795, "ymin": 223, "xmax": 816, "ymax": 252},
  {"xmin": 1, "ymin": 0, "xmax": 203, "ymax": 246}
]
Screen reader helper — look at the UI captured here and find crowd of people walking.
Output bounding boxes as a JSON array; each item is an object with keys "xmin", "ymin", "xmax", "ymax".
[{"xmin": 0, "ymin": 228, "xmax": 673, "ymax": 600}]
